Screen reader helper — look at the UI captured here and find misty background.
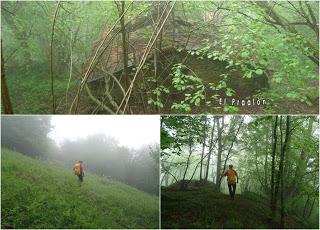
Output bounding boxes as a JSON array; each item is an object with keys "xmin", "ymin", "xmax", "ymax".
[{"xmin": 1, "ymin": 115, "xmax": 160, "ymax": 195}]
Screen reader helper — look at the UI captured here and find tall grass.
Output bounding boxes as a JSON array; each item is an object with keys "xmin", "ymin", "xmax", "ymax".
[{"xmin": 1, "ymin": 149, "xmax": 159, "ymax": 228}]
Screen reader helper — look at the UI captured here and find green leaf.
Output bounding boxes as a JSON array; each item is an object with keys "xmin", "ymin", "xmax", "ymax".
[
  {"xmin": 241, "ymin": 51, "xmax": 249, "ymax": 58},
  {"xmin": 245, "ymin": 71, "xmax": 252, "ymax": 79},
  {"xmin": 259, "ymin": 59, "xmax": 267, "ymax": 66},
  {"xmin": 255, "ymin": 69, "xmax": 263, "ymax": 75},
  {"xmin": 226, "ymin": 88, "xmax": 234, "ymax": 97},
  {"xmin": 223, "ymin": 106, "xmax": 239, "ymax": 113},
  {"xmin": 195, "ymin": 98, "xmax": 201, "ymax": 106}
]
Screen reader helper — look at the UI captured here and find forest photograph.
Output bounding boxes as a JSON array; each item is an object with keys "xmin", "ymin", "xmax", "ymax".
[
  {"xmin": 1, "ymin": 115, "xmax": 160, "ymax": 229},
  {"xmin": 1, "ymin": 1, "xmax": 319, "ymax": 115},
  {"xmin": 161, "ymin": 115, "xmax": 319, "ymax": 229}
]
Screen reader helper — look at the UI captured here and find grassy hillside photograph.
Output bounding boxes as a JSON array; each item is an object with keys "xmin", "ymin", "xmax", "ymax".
[
  {"xmin": 1, "ymin": 1, "xmax": 319, "ymax": 114},
  {"xmin": 1, "ymin": 115, "xmax": 160, "ymax": 229},
  {"xmin": 161, "ymin": 115, "xmax": 319, "ymax": 229}
]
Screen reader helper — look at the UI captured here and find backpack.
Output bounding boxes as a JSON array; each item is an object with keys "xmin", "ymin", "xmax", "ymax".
[{"xmin": 74, "ymin": 163, "xmax": 81, "ymax": 175}]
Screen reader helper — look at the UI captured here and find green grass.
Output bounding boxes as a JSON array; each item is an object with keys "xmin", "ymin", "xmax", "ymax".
[
  {"xmin": 4, "ymin": 70, "xmax": 78, "ymax": 114},
  {"xmin": 161, "ymin": 186, "xmax": 310, "ymax": 229},
  {"xmin": 1, "ymin": 149, "xmax": 159, "ymax": 229}
]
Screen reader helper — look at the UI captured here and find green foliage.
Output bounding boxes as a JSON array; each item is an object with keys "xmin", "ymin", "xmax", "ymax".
[
  {"xmin": 1, "ymin": 149, "xmax": 159, "ymax": 229},
  {"xmin": 4, "ymin": 72, "xmax": 77, "ymax": 114},
  {"xmin": 1, "ymin": 1, "xmax": 121, "ymax": 113},
  {"xmin": 1, "ymin": 1, "xmax": 318, "ymax": 114},
  {"xmin": 1, "ymin": 116, "xmax": 53, "ymax": 157},
  {"xmin": 170, "ymin": 64, "xmax": 235, "ymax": 113},
  {"xmin": 181, "ymin": 1, "xmax": 318, "ymax": 112},
  {"xmin": 223, "ymin": 105, "xmax": 239, "ymax": 113},
  {"xmin": 161, "ymin": 115, "xmax": 206, "ymax": 155},
  {"xmin": 147, "ymin": 85, "xmax": 169, "ymax": 109},
  {"xmin": 206, "ymin": 2, "xmax": 317, "ymax": 108}
]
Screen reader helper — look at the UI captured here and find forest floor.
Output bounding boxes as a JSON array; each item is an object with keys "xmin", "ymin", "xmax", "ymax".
[
  {"xmin": 4, "ymin": 71, "xmax": 93, "ymax": 114},
  {"xmin": 1, "ymin": 149, "xmax": 159, "ymax": 229},
  {"xmin": 161, "ymin": 186, "xmax": 309, "ymax": 229}
]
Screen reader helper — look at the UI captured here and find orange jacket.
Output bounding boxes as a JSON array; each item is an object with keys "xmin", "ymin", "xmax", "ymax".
[{"xmin": 224, "ymin": 169, "xmax": 238, "ymax": 184}]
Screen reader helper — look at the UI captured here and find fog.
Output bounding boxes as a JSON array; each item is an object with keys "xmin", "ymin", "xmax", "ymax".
[
  {"xmin": 49, "ymin": 115, "xmax": 159, "ymax": 149},
  {"xmin": 1, "ymin": 115, "xmax": 160, "ymax": 195}
]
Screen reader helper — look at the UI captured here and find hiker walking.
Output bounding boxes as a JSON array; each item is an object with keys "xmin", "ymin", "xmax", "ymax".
[
  {"xmin": 224, "ymin": 164, "xmax": 238, "ymax": 199},
  {"xmin": 73, "ymin": 160, "xmax": 84, "ymax": 182}
]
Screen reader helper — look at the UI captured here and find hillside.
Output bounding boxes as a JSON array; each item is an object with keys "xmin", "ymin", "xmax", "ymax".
[
  {"xmin": 161, "ymin": 186, "xmax": 311, "ymax": 229},
  {"xmin": 1, "ymin": 149, "xmax": 159, "ymax": 229}
]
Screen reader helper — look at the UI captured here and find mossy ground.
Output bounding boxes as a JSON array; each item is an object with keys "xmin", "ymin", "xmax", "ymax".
[{"xmin": 161, "ymin": 186, "xmax": 310, "ymax": 229}]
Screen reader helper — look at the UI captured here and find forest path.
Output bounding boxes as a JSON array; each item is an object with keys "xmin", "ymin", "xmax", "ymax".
[{"xmin": 161, "ymin": 187, "xmax": 306, "ymax": 229}]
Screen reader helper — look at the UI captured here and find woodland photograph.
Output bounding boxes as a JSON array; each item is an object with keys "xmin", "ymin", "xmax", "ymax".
[
  {"xmin": 161, "ymin": 115, "xmax": 319, "ymax": 229},
  {"xmin": 1, "ymin": 115, "xmax": 160, "ymax": 229},
  {"xmin": 1, "ymin": 1, "xmax": 319, "ymax": 114}
]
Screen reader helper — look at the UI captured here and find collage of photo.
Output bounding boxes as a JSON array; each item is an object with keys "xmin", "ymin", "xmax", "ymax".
[{"xmin": 1, "ymin": 1, "xmax": 319, "ymax": 229}]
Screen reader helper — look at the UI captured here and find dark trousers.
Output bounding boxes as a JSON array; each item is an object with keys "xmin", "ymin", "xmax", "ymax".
[
  {"xmin": 78, "ymin": 172, "xmax": 84, "ymax": 182},
  {"xmin": 228, "ymin": 183, "xmax": 236, "ymax": 198}
]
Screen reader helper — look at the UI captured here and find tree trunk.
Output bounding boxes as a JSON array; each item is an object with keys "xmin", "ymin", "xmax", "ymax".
[
  {"xmin": 200, "ymin": 116, "xmax": 207, "ymax": 181},
  {"xmin": 255, "ymin": 150, "xmax": 265, "ymax": 191},
  {"xmin": 264, "ymin": 133, "xmax": 269, "ymax": 193},
  {"xmin": 205, "ymin": 117, "xmax": 215, "ymax": 181},
  {"xmin": 117, "ymin": 1, "xmax": 129, "ymax": 90},
  {"xmin": 1, "ymin": 41, "xmax": 14, "ymax": 114},
  {"xmin": 215, "ymin": 117, "xmax": 223, "ymax": 190},
  {"xmin": 273, "ymin": 116, "xmax": 284, "ymax": 227},
  {"xmin": 270, "ymin": 116, "xmax": 278, "ymax": 217},
  {"xmin": 50, "ymin": 1, "xmax": 61, "ymax": 114},
  {"xmin": 302, "ymin": 195, "xmax": 310, "ymax": 217},
  {"xmin": 306, "ymin": 175, "xmax": 318, "ymax": 218},
  {"xmin": 162, "ymin": 167, "xmax": 178, "ymax": 185},
  {"xmin": 288, "ymin": 117, "xmax": 313, "ymax": 198},
  {"xmin": 280, "ymin": 116, "xmax": 290, "ymax": 228},
  {"xmin": 171, "ymin": 3, "xmax": 175, "ymax": 46},
  {"xmin": 307, "ymin": 197, "xmax": 316, "ymax": 219},
  {"xmin": 181, "ymin": 138, "xmax": 193, "ymax": 190}
]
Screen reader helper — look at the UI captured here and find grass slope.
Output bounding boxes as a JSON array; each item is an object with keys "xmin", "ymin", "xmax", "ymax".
[
  {"xmin": 161, "ymin": 186, "xmax": 310, "ymax": 229},
  {"xmin": 1, "ymin": 149, "xmax": 159, "ymax": 229}
]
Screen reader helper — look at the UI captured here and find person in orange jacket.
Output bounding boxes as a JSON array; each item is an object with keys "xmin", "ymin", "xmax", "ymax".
[
  {"xmin": 224, "ymin": 164, "xmax": 238, "ymax": 199},
  {"xmin": 73, "ymin": 160, "xmax": 85, "ymax": 182}
]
